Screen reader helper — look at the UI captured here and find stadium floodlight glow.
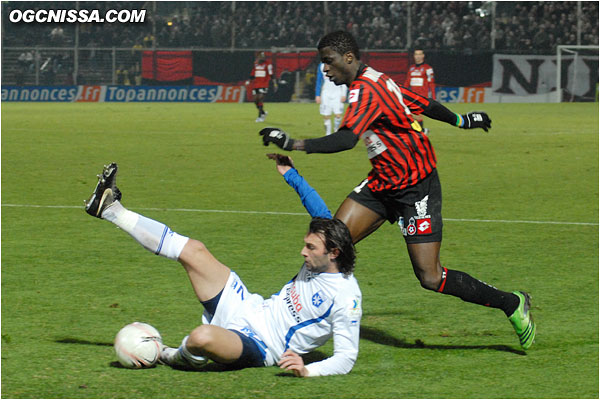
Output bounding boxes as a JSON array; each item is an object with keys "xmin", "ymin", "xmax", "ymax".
[
  {"xmin": 556, "ymin": 45, "xmax": 599, "ymax": 102},
  {"xmin": 475, "ymin": 1, "xmax": 492, "ymax": 17}
]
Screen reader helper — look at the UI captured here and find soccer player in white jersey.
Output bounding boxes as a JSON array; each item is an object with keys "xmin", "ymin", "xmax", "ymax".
[
  {"xmin": 315, "ymin": 62, "xmax": 347, "ymax": 135},
  {"xmin": 84, "ymin": 160, "xmax": 362, "ymax": 377}
]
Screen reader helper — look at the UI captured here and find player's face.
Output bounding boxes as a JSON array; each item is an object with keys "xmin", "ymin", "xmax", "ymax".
[
  {"xmin": 414, "ymin": 50, "xmax": 425, "ymax": 64},
  {"xmin": 319, "ymin": 46, "xmax": 354, "ymax": 86},
  {"xmin": 301, "ymin": 233, "xmax": 338, "ymax": 274}
]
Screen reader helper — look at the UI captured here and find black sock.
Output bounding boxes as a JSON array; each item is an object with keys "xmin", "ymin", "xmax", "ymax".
[
  {"xmin": 437, "ymin": 268, "xmax": 519, "ymax": 316},
  {"xmin": 258, "ymin": 105, "xmax": 264, "ymax": 116}
]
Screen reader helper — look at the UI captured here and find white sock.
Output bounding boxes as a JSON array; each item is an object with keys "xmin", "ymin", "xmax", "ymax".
[
  {"xmin": 324, "ymin": 119, "xmax": 332, "ymax": 135},
  {"xmin": 179, "ymin": 335, "xmax": 208, "ymax": 367},
  {"xmin": 334, "ymin": 116, "xmax": 342, "ymax": 131},
  {"xmin": 101, "ymin": 201, "xmax": 189, "ymax": 261}
]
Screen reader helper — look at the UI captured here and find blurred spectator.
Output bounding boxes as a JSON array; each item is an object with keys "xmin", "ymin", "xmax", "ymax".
[
  {"xmin": 1, "ymin": 1, "xmax": 597, "ymax": 53},
  {"xmin": 50, "ymin": 26, "xmax": 65, "ymax": 45}
]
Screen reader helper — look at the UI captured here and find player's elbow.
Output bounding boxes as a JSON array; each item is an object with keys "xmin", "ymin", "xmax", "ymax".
[{"xmin": 334, "ymin": 350, "xmax": 358, "ymax": 375}]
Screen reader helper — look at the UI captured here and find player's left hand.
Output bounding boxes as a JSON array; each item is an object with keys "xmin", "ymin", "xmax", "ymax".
[
  {"xmin": 460, "ymin": 111, "xmax": 492, "ymax": 132},
  {"xmin": 266, "ymin": 153, "xmax": 295, "ymax": 176},
  {"xmin": 259, "ymin": 128, "xmax": 295, "ymax": 151},
  {"xmin": 278, "ymin": 349, "xmax": 309, "ymax": 377}
]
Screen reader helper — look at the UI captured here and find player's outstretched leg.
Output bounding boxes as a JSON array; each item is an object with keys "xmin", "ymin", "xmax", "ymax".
[
  {"xmin": 84, "ymin": 162, "xmax": 121, "ymax": 218},
  {"xmin": 407, "ymin": 241, "xmax": 535, "ymax": 350},
  {"xmin": 508, "ymin": 291, "xmax": 536, "ymax": 349},
  {"xmin": 84, "ymin": 162, "xmax": 189, "ymax": 261}
]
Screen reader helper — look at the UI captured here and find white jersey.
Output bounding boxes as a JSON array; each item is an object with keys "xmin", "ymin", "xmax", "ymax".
[
  {"xmin": 203, "ymin": 266, "xmax": 362, "ymax": 376},
  {"xmin": 316, "ymin": 62, "xmax": 347, "ymax": 116}
]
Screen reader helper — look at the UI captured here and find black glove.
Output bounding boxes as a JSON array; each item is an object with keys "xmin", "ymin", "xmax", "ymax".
[
  {"xmin": 259, "ymin": 128, "xmax": 294, "ymax": 151},
  {"xmin": 460, "ymin": 112, "xmax": 491, "ymax": 132}
]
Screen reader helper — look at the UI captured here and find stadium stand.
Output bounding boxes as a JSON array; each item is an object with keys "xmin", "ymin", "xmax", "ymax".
[
  {"xmin": 2, "ymin": 1, "xmax": 597, "ymax": 50},
  {"xmin": 1, "ymin": 1, "xmax": 598, "ymax": 89}
]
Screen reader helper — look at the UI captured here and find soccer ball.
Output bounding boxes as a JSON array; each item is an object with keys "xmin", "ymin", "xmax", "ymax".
[{"xmin": 114, "ymin": 322, "xmax": 163, "ymax": 368}]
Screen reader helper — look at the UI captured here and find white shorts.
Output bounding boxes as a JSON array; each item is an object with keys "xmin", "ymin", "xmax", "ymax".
[
  {"xmin": 201, "ymin": 271, "xmax": 275, "ymax": 366},
  {"xmin": 319, "ymin": 96, "xmax": 345, "ymax": 116}
]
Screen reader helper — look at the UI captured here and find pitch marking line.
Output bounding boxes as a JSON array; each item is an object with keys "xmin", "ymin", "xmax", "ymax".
[{"xmin": 2, "ymin": 203, "xmax": 598, "ymax": 226}]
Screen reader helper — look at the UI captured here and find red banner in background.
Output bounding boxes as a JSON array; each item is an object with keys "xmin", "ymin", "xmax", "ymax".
[
  {"xmin": 142, "ymin": 51, "xmax": 193, "ymax": 81},
  {"xmin": 272, "ymin": 51, "xmax": 318, "ymax": 77},
  {"xmin": 146, "ymin": 50, "xmax": 409, "ymax": 86},
  {"xmin": 362, "ymin": 52, "xmax": 410, "ymax": 85}
]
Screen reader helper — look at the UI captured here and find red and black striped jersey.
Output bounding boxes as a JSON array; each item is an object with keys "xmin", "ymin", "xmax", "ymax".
[{"xmin": 341, "ymin": 64, "xmax": 436, "ymax": 192}]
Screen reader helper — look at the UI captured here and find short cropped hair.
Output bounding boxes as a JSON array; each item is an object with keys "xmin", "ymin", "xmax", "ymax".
[
  {"xmin": 317, "ymin": 30, "xmax": 361, "ymax": 60},
  {"xmin": 308, "ymin": 217, "xmax": 356, "ymax": 276}
]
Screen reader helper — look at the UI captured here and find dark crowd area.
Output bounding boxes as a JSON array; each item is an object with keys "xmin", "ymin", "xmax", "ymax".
[{"xmin": 3, "ymin": 1, "xmax": 598, "ymax": 53}]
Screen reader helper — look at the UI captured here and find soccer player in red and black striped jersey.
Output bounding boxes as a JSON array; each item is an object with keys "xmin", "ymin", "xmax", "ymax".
[{"xmin": 260, "ymin": 30, "xmax": 535, "ymax": 350}]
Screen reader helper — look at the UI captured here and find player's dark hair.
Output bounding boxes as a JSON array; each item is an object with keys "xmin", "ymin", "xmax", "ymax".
[
  {"xmin": 317, "ymin": 30, "xmax": 360, "ymax": 60},
  {"xmin": 308, "ymin": 218, "xmax": 356, "ymax": 276}
]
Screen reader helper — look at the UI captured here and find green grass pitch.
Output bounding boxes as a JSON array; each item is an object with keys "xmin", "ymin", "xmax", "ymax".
[{"xmin": 1, "ymin": 101, "xmax": 598, "ymax": 398}]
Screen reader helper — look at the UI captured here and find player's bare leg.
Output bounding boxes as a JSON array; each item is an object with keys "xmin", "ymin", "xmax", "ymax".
[
  {"xmin": 177, "ymin": 239, "xmax": 231, "ymax": 302},
  {"xmin": 406, "ymin": 241, "xmax": 443, "ymax": 290},
  {"xmin": 334, "ymin": 197, "xmax": 385, "ymax": 244},
  {"xmin": 185, "ymin": 324, "xmax": 244, "ymax": 364},
  {"xmin": 159, "ymin": 241, "xmax": 249, "ymax": 369},
  {"xmin": 406, "ymin": 240, "xmax": 534, "ymax": 348}
]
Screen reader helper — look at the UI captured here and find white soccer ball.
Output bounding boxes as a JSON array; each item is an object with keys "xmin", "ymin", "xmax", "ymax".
[{"xmin": 114, "ymin": 322, "xmax": 163, "ymax": 368}]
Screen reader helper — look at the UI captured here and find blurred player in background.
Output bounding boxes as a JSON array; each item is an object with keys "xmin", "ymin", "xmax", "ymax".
[
  {"xmin": 315, "ymin": 62, "xmax": 347, "ymax": 135},
  {"xmin": 260, "ymin": 30, "xmax": 535, "ymax": 351},
  {"xmin": 404, "ymin": 49, "xmax": 436, "ymax": 135},
  {"xmin": 246, "ymin": 51, "xmax": 277, "ymax": 122},
  {"xmin": 84, "ymin": 161, "xmax": 361, "ymax": 377}
]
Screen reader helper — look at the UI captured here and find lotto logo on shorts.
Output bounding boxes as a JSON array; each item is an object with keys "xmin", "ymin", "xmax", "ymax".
[{"xmin": 417, "ymin": 218, "xmax": 432, "ymax": 235}]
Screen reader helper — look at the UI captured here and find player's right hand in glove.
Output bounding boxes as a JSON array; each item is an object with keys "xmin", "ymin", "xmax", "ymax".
[
  {"xmin": 460, "ymin": 112, "xmax": 492, "ymax": 132},
  {"xmin": 259, "ymin": 128, "xmax": 295, "ymax": 151}
]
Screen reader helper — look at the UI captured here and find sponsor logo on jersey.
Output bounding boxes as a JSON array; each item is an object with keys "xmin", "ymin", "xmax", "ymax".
[
  {"xmin": 348, "ymin": 298, "xmax": 361, "ymax": 325},
  {"xmin": 409, "ymin": 77, "xmax": 424, "ymax": 87},
  {"xmin": 348, "ymin": 88, "xmax": 360, "ymax": 103},
  {"xmin": 363, "ymin": 130, "xmax": 388, "ymax": 159},
  {"xmin": 285, "ymin": 284, "xmax": 303, "ymax": 323}
]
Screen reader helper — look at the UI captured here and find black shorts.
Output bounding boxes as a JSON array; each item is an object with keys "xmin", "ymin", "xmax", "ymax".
[
  {"xmin": 347, "ymin": 169, "xmax": 443, "ymax": 244},
  {"xmin": 252, "ymin": 87, "xmax": 268, "ymax": 95}
]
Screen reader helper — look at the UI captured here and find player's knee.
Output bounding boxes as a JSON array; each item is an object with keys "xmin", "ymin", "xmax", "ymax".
[
  {"xmin": 415, "ymin": 269, "xmax": 442, "ymax": 291},
  {"xmin": 185, "ymin": 239, "xmax": 209, "ymax": 255},
  {"xmin": 182, "ymin": 239, "xmax": 212, "ymax": 267},
  {"xmin": 187, "ymin": 325, "xmax": 215, "ymax": 351}
]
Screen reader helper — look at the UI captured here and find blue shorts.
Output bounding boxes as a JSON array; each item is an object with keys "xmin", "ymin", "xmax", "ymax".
[{"xmin": 201, "ymin": 289, "xmax": 265, "ymax": 369}]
